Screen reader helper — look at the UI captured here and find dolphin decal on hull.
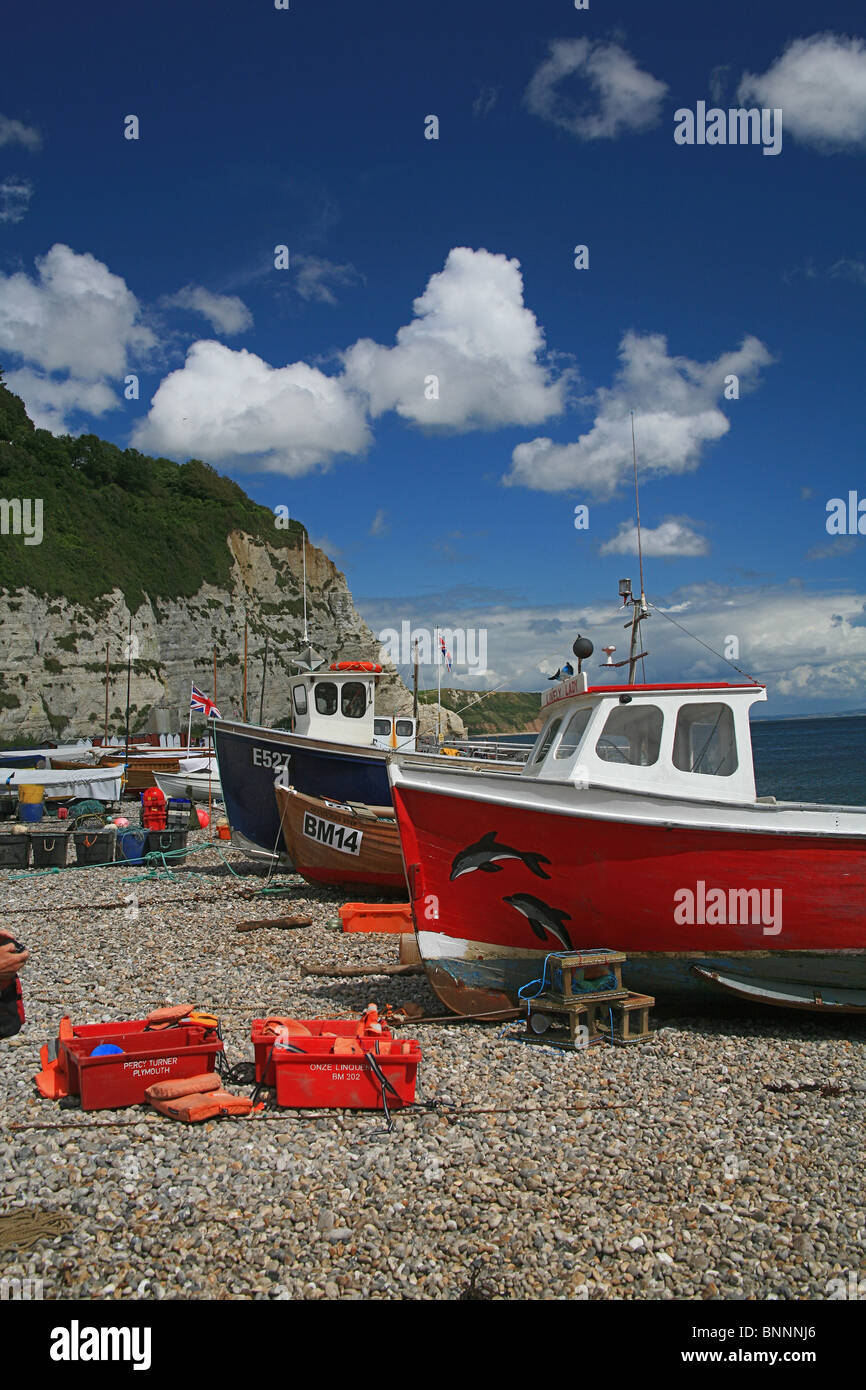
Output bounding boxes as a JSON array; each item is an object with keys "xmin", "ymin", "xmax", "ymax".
[
  {"xmin": 450, "ymin": 831, "xmax": 551, "ymax": 881},
  {"xmin": 503, "ymin": 893, "xmax": 573, "ymax": 950}
]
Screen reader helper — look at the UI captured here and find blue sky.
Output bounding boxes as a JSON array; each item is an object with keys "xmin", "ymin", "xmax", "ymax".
[{"xmin": 1, "ymin": 0, "xmax": 865, "ymax": 710}]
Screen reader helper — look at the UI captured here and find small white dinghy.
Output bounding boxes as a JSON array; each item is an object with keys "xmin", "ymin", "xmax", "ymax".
[{"xmin": 154, "ymin": 759, "xmax": 222, "ymax": 803}]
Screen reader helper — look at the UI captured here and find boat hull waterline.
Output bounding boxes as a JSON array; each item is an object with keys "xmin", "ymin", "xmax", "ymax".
[{"xmin": 389, "ymin": 767, "xmax": 866, "ymax": 1014}]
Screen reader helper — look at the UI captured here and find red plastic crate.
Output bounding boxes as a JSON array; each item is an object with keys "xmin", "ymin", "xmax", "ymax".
[
  {"xmin": 339, "ymin": 902, "xmax": 413, "ymax": 934},
  {"xmin": 60, "ymin": 1023, "xmax": 223, "ymax": 1110},
  {"xmin": 273, "ymin": 1035, "xmax": 421, "ymax": 1111},
  {"xmin": 251, "ymin": 1016, "xmax": 394, "ymax": 1086}
]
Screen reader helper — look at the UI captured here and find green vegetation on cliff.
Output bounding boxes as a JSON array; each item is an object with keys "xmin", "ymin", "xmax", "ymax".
[
  {"xmin": 419, "ymin": 687, "xmax": 541, "ymax": 734},
  {"xmin": 0, "ymin": 376, "xmax": 305, "ymax": 610}
]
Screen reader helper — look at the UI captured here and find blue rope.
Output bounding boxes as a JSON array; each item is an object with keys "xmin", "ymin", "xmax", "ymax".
[
  {"xmin": 517, "ymin": 951, "xmax": 569, "ymax": 1014},
  {"xmin": 517, "ymin": 948, "xmax": 621, "ymax": 1015}
]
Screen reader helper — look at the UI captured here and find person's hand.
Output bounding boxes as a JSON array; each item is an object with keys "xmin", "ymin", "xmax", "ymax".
[{"xmin": 0, "ymin": 937, "xmax": 29, "ymax": 986}]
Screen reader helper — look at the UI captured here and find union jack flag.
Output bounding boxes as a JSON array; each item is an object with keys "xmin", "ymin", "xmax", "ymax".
[
  {"xmin": 190, "ymin": 684, "xmax": 221, "ymax": 719},
  {"xmin": 438, "ymin": 634, "xmax": 452, "ymax": 673}
]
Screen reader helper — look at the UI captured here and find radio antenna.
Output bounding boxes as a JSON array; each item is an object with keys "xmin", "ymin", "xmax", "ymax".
[{"xmin": 631, "ymin": 410, "xmax": 646, "ymax": 608}]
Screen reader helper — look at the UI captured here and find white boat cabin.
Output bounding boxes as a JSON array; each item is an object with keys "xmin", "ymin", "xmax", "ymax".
[
  {"xmin": 524, "ymin": 673, "xmax": 767, "ymax": 804},
  {"xmin": 287, "ymin": 663, "xmax": 417, "ymax": 751}
]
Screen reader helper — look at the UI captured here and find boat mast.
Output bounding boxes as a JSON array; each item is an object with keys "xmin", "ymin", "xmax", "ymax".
[
  {"xmin": 302, "ymin": 534, "xmax": 309, "ymax": 645},
  {"xmin": 412, "ymin": 636, "xmax": 419, "ymax": 722},
  {"xmin": 626, "ymin": 412, "xmax": 650, "ymax": 685},
  {"xmin": 241, "ymin": 619, "xmax": 248, "ymax": 728},
  {"xmin": 436, "ymin": 625, "xmax": 441, "ymax": 744},
  {"xmin": 103, "ymin": 644, "xmax": 110, "ymax": 746},
  {"xmin": 259, "ymin": 634, "xmax": 269, "ymax": 725}
]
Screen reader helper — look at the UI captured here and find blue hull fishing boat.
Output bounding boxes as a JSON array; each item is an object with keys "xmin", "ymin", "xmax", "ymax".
[
  {"xmin": 213, "ymin": 654, "xmax": 524, "ymax": 861},
  {"xmin": 213, "ymin": 657, "xmax": 419, "ymax": 860},
  {"xmin": 214, "ymin": 716, "xmax": 404, "ymax": 860}
]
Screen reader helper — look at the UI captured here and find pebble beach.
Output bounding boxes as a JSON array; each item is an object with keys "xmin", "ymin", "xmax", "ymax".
[{"xmin": 2, "ymin": 826, "xmax": 865, "ymax": 1302}]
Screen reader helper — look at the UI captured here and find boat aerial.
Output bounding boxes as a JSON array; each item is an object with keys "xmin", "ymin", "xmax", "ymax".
[{"xmin": 388, "ymin": 582, "xmax": 866, "ymax": 1016}]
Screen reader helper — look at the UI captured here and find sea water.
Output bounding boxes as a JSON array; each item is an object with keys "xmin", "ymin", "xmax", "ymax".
[
  {"xmin": 751, "ymin": 715, "xmax": 866, "ymax": 806},
  {"xmin": 498, "ymin": 716, "xmax": 866, "ymax": 807}
]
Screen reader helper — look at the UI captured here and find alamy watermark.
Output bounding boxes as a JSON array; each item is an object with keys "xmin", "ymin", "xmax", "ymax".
[
  {"xmin": 674, "ymin": 101, "xmax": 782, "ymax": 157},
  {"xmin": 1, "ymin": 1275, "xmax": 43, "ymax": 1300},
  {"xmin": 826, "ymin": 492, "xmax": 866, "ymax": 535},
  {"xmin": 0, "ymin": 497, "xmax": 43, "ymax": 545},
  {"xmin": 379, "ymin": 622, "xmax": 488, "ymax": 676},
  {"xmin": 674, "ymin": 880, "xmax": 782, "ymax": 936}
]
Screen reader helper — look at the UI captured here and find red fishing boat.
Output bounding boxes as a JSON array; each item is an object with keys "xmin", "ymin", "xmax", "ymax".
[{"xmin": 388, "ymin": 587, "xmax": 866, "ymax": 1016}]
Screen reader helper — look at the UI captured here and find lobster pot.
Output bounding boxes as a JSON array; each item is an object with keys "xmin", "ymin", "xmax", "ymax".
[
  {"xmin": 74, "ymin": 828, "xmax": 117, "ymax": 867},
  {"xmin": 30, "ymin": 831, "xmax": 69, "ymax": 868}
]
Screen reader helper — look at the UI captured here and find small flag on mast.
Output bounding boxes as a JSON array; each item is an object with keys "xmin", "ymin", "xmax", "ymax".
[
  {"xmin": 190, "ymin": 684, "xmax": 221, "ymax": 719},
  {"xmin": 439, "ymin": 634, "xmax": 452, "ymax": 673}
]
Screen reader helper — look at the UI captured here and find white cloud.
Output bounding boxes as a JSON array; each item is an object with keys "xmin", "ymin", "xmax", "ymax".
[
  {"xmin": 505, "ymin": 330, "xmax": 773, "ymax": 498},
  {"xmin": 738, "ymin": 33, "xmax": 866, "ymax": 151},
  {"xmin": 601, "ymin": 518, "xmax": 710, "ymax": 558},
  {"xmin": 0, "ymin": 114, "xmax": 41, "ymax": 151},
  {"xmin": 830, "ymin": 258, "xmax": 866, "ymax": 285},
  {"xmin": 0, "ymin": 243, "xmax": 156, "ymax": 433},
  {"xmin": 342, "ymin": 246, "xmax": 568, "ymax": 428},
  {"xmin": 1, "ymin": 368, "xmax": 118, "ymax": 433},
  {"xmin": 357, "ymin": 583, "xmax": 866, "ymax": 711},
  {"xmin": 473, "ymin": 87, "xmax": 498, "ymax": 119},
  {"xmin": 0, "ymin": 176, "xmax": 33, "ymax": 225},
  {"xmin": 525, "ymin": 39, "xmax": 668, "ymax": 140},
  {"xmin": 132, "ymin": 340, "xmax": 371, "ymax": 473},
  {"xmin": 369, "ymin": 508, "xmax": 389, "ymax": 537},
  {"xmin": 294, "ymin": 255, "xmax": 361, "ymax": 305},
  {"xmin": 164, "ymin": 285, "xmax": 253, "ymax": 335}
]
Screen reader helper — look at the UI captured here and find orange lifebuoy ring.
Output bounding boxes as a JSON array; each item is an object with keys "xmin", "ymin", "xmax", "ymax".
[{"xmin": 328, "ymin": 662, "xmax": 382, "ymax": 673}]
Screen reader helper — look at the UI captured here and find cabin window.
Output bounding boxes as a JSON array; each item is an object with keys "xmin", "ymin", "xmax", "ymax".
[
  {"xmin": 374, "ymin": 718, "xmax": 391, "ymax": 736},
  {"xmin": 533, "ymin": 717, "xmax": 563, "ymax": 764},
  {"xmin": 341, "ymin": 682, "xmax": 367, "ymax": 719},
  {"xmin": 396, "ymin": 720, "xmax": 414, "ymax": 737},
  {"xmin": 293, "ymin": 685, "xmax": 308, "ymax": 716},
  {"xmin": 596, "ymin": 704, "xmax": 663, "ymax": 767},
  {"xmin": 555, "ymin": 707, "xmax": 593, "ymax": 759},
  {"xmin": 673, "ymin": 703, "xmax": 738, "ymax": 776},
  {"xmin": 314, "ymin": 682, "xmax": 338, "ymax": 716}
]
